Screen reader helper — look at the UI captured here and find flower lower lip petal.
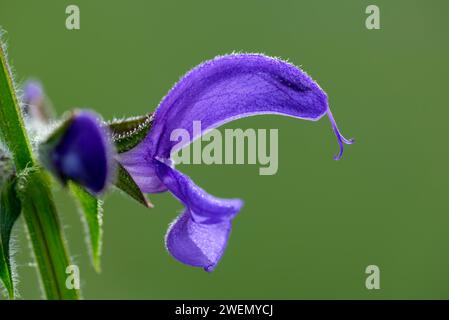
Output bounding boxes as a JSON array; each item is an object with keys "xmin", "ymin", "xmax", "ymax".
[{"xmin": 166, "ymin": 209, "xmax": 233, "ymax": 272}]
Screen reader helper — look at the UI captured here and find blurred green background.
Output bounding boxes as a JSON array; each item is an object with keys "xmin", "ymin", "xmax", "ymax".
[{"xmin": 1, "ymin": 0, "xmax": 449, "ymax": 299}]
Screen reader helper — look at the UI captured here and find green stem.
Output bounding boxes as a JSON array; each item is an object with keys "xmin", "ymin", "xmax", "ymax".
[
  {"xmin": 19, "ymin": 171, "xmax": 79, "ymax": 299},
  {"xmin": 0, "ymin": 38, "xmax": 79, "ymax": 299}
]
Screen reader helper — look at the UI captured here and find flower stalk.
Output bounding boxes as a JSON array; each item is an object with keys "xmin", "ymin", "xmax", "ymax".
[{"xmin": 0, "ymin": 39, "xmax": 79, "ymax": 299}]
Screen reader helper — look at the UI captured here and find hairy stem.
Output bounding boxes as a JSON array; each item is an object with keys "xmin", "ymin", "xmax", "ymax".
[{"xmin": 0, "ymin": 38, "xmax": 79, "ymax": 299}]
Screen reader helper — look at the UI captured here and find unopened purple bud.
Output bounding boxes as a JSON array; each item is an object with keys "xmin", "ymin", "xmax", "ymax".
[
  {"xmin": 23, "ymin": 81, "xmax": 43, "ymax": 105},
  {"xmin": 22, "ymin": 80, "xmax": 53, "ymax": 123},
  {"xmin": 40, "ymin": 110, "xmax": 115, "ymax": 194}
]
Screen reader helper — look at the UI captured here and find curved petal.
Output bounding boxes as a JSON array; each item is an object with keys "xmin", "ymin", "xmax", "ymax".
[
  {"xmin": 154, "ymin": 159, "xmax": 243, "ymax": 224},
  {"xmin": 165, "ymin": 209, "xmax": 233, "ymax": 272},
  {"xmin": 119, "ymin": 54, "xmax": 353, "ymax": 192},
  {"xmin": 139, "ymin": 53, "xmax": 352, "ymax": 160}
]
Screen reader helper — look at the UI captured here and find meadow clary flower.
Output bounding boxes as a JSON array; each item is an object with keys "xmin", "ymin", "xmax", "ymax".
[
  {"xmin": 118, "ymin": 53, "xmax": 353, "ymax": 271},
  {"xmin": 40, "ymin": 110, "xmax": 114, "ymax": 194}
]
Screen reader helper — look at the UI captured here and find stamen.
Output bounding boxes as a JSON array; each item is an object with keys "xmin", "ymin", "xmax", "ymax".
[{"xmin": 326, "ymin": 108, "xmax": 354, "ymax": 160}]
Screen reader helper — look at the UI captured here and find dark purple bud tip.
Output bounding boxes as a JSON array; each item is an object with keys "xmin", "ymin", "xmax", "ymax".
[{"xmin": 42, "ymin": 110, "xmax": 115, "ymax": 194}]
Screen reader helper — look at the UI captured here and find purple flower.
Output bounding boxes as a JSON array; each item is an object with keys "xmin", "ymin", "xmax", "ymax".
[
  {"xmin": 118, "ymin": 54, "xmax": 353, "ymax": 271},
  {"xmin": 40, "ymin": 110, "xmax": 114, "ymax": 194}
]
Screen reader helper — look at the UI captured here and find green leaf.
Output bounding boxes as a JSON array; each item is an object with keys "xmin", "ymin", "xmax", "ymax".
[
  {"xmin": 0, "ymin": 178, "xmax": 21, "ymax": 299},
  {"xmin": 1, "ymin": 35, "xmax": 79, "ymax": 300},
  {"xmin": 69, "ymin": 182, "xmax": 103, "ymax": 273},
  {"xmin": 17, "ymin": 169, "xmax": 80, "ymax": 299},
  {"xmin": 115, "ymin": 162, "xmax": 152, "ymax": 208},
  {"xmin": 108, "ymin": 113, "xmax": 153, "ymax": 153}
]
